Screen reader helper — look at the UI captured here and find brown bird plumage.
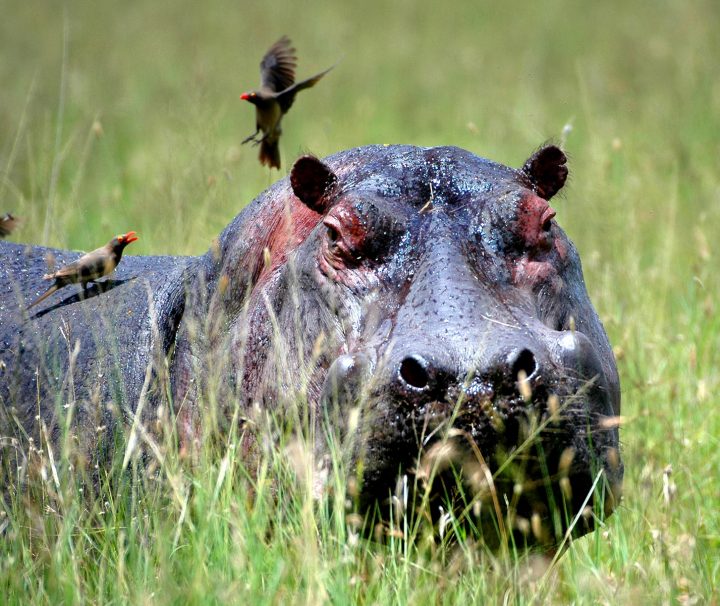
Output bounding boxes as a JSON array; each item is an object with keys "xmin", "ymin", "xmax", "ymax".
[
  {"xmin": 27, "ymin": 231, "xmax": 139, "ymax": 309},
  {"xmin": 240, "ymin": 36, "xmax": 335, "ymax": 169},
  {"xmin": 0, "ymin": 213, "xmax": 19, "ymax": 238}
]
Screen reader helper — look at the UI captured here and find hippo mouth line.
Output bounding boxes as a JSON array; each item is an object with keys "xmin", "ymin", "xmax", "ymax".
[
  {"xmin": 407, "ymin": 453, "xmax": 606, "ymax": 547},
  {"xmin": 410, "ymin": 418, "xmax": 610, "ymax": 545},
  {"xmin": 356, "ymin": 387, "xmax": 619, "ymax": 545}
]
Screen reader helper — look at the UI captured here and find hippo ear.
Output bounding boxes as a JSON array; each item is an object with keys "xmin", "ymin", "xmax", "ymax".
[
  {"xmin": 290, "ymin": 155, "xmax": 339, "ymax": 213},
  {"xmin": 521, "ymin": 145, "xmax": 568, "ymax": 200}
]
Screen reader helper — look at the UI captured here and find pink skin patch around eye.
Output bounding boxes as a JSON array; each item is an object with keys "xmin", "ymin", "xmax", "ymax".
[
  {"xmin": 328, "ymin": 203, "xmax": 368, "ymax": 253},
  {"xmin": 516, "ymin": 194, "xmax": 556, "ymax": 249},
  {"xmin": 554, "ymin": 236, "xmax": 568, "ymax": 261},
  {"xmin": 513, "ymin": 257, "xmax": 555, "ymax": 285},
  {"xmin": 511, "ymin": 194, "xmax": 562, "ymax": 288},
  {"xmin": 318, "ymin": 201, "xmax": 378, "ymax": 291}
]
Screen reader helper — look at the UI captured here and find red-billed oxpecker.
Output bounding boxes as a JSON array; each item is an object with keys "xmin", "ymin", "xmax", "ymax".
[
  {"xmin": 239, "ymin": 36, "xmax": 335, "ymax": 169},
  {"xmin": 28, "ymin": 231, "xmax": 139, "ymax": 309},
  {"xmin": 0, "ymin": 213, "xmax": 19, "ymax": 238}
]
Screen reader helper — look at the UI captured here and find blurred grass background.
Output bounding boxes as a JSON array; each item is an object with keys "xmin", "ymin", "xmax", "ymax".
[{"xmin": 1, "ymin": 0, "xmax": 719, "ymax": 603}]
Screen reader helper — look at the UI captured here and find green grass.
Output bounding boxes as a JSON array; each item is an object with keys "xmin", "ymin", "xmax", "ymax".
[{"xmin": 1, "ymin": 0, "xmax": 719, "ymax": 603}]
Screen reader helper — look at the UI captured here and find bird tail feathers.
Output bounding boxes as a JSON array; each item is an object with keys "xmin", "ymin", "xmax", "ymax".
[
  {"xmin": 27, "ymin": 284, "xmax": 59, "ymax": 310},
  {"xmin": 259, "ymin": 139, "xmax": 281, "ymax": 169}
]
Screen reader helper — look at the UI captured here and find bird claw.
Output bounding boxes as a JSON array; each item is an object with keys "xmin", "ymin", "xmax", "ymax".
[
  {"xmin": 242, "ymin": 134, "xmax": 267, "ymax": 148},
  {"xmin": 241, "ymin": 133, "xmax": 260, "ymax": 145}
]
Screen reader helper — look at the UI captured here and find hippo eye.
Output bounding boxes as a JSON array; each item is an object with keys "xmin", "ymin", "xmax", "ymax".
[
  {"xmin": 320, "ymin": 205, "xmax": 370, "ymax": 273},
  {"xmin": 322, "ymin": 218, "xmax": 347, "ymax": 266}
]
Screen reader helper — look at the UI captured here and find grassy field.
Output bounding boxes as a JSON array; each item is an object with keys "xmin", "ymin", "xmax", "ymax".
[{"xmin": 1, "ymin": 0, "xmax": 719, "ymax": 603}]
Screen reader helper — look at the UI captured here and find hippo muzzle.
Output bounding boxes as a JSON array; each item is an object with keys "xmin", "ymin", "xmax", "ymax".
[{"xmin": 321, "ymin": 294, "xmax": 621, "ymax": 546}]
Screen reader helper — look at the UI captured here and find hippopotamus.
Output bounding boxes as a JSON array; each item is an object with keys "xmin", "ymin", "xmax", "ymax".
[{"xmin": 0, "ymin": 144, "xmax": 622, "ymax": 547}]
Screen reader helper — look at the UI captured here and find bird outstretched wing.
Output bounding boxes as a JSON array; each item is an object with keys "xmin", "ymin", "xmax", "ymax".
[
  {"xmin": 260, "ymin": 36, "xmax": 297, "ymax": 93},
  {"xmin": 275, "ymin": 64, "xmax": 335, "ymax": 112}
]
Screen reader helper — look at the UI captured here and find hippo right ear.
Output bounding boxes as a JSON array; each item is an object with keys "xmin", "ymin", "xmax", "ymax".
[
  {"xmin": 290, "ymin": 155, "xmax": 339, "ymax": 214},
  {"xmin": 521, "ymin": 145, "xmax": 568, "ymax": 200}
]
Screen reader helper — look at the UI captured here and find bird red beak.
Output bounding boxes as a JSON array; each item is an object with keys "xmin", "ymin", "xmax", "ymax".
[
  {"xmin": 240, "ymin": 92, "xmax": 250, "ymax": 101},
  {"xmin": 123, "ymin": 231, "xmax": 139, "ymax": 244}
]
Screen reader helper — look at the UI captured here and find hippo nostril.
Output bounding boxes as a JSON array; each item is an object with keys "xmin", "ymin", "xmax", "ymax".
[
  {"xmin": 510, "ymin": 348, "xmax": 538, "ymax": 380},
  {"xmin": 399, "ymin": 355, "xmax": 430, "ymax": 389}
]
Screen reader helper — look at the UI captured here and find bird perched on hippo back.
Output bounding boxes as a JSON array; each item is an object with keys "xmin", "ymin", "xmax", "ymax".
[
  {"xmin": 28, "ymin": 231, "xmax": 138, "ymax": 309},
  {"xmin": 240, "ymin": 35, "xmax": 335, "ymax": 169}
]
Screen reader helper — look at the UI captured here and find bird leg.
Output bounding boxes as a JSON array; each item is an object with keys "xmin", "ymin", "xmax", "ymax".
[
  {"xmin": 241, "ymin": 129, "xmax": 261, "ymax": 145},
  {"xmin": 79, "ymin": 281, "xmax": 94, "ymax": 299}
]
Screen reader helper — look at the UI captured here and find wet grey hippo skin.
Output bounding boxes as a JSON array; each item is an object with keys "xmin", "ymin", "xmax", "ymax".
[
  {"xmin": 0, "ymin": 144, "xmax": 622, "ymax": 545},
  {"xmin": 0, "ymin": 246, "xmax": 192, "ymax": 453}
]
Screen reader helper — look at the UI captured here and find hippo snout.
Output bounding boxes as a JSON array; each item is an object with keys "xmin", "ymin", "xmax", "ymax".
[
  {"xmin": 396, "ymin": 347, "xmax": 541, "ymax": 394},
  {"xmin": 383, "ymin": 331, "xmax": 554, "ymax": 415}
]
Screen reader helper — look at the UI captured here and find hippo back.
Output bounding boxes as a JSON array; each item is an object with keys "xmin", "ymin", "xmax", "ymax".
[{"xmin": 0, "ymin": 241, "xmax": 192, "ymax": 448}]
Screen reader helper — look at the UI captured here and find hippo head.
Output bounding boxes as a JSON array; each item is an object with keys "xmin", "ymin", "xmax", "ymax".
[{"xmin": 200, "ymin": 144, "xmax": 622, "ymax": 547}]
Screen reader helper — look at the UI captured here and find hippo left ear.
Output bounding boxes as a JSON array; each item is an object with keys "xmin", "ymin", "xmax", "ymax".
[
  {"xmin": 290, "ymin": 155, "xmax": 339, "ymax": 214},
  {"xmin": 521, "ymin": 145, "xmax": 568, "ymax": 200}
]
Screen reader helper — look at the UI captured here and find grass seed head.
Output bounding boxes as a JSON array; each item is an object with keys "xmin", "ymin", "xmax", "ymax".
[
  {"xmin": 531, "ymin": 512, "xmax": 547, "ymax": 542},
  {"xmin": 517, "ymin": 369, "xmax": 532, "ymax": 401},
  {"xmin": 558, "ymin": 447, "xmax": 576, "ymax": 476},
  {"xmin": 559, "ymin": 476, "xmax": 572, "ymax": 501},
  {"xmin": 515, "ymin": 515, "xmax": 531, "ymax": 535},
  {"xmin": 599, "ymin": 415, "xmax": 625, "ymax": 429},
  {"xmin": 91, "ymin": 119, "xmax": 104, "ymax": 137},
  {"xmin": 547, "ymin": 393, "xmax": 560, "ymax": 419}
]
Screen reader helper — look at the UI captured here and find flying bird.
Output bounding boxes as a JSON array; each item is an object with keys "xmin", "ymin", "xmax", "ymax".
[
  {"xmin": 0, "ymin": 213, "xmax": 19, "ymax": 238},
  {"xmin": 27, "ymin": 231, "xmax": 139, "ymax": 309},
  {"xmin": 240, "ymin": 36, "xmax": 335, "ymax": 169}
]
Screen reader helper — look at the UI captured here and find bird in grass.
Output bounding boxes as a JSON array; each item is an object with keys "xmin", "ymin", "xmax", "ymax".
[
  {"xmin": 28, "ymin": 231, "xmax": 139, "ymax": 309},
  {"xmin": 240, "ymin": 35, "xmax": 335, "ymax": 169},
  {"xmin": 0, "ymin": 213, "xmax": 20, "ymax": 238}
]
